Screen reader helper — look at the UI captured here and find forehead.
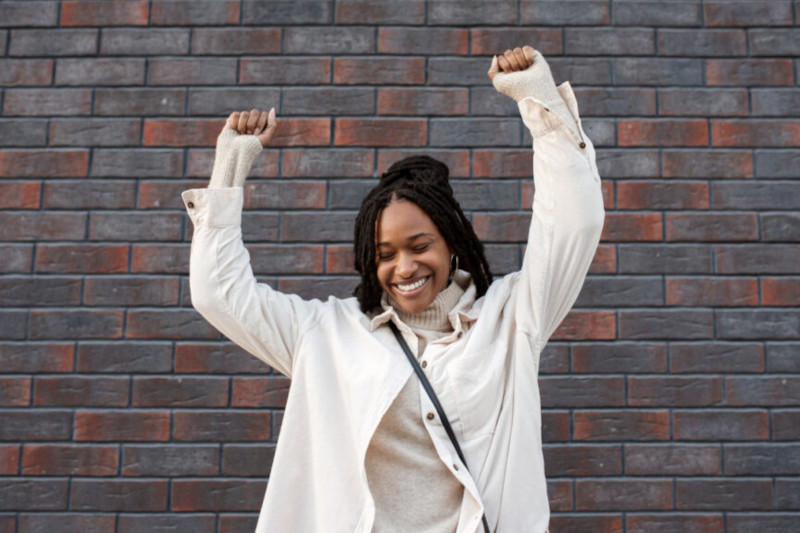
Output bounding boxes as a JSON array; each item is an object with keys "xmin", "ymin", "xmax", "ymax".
[{"xmin": 375, "ymin": 199, "xmax": 441, "ymax": 244}]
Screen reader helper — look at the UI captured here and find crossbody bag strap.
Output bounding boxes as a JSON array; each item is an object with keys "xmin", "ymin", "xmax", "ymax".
[{"xmin": 388, "ymin": 321, "xmax": 491, "ymax": 533}]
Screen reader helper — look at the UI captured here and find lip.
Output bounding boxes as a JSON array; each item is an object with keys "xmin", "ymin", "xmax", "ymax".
[{"xmin": 393, "ymin": 275, "xmax": 430, "ymax": 296}]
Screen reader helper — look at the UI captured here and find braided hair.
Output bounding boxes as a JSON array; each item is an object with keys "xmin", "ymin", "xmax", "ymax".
[{"xmin": 353, "ymin": 155, "xmax": 493, "ymax": 313}]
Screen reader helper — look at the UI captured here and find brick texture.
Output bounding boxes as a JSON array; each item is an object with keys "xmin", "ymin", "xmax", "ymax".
[{"xmin": 1, "ymin": 1, "xmax": 797, "ymax": 530}]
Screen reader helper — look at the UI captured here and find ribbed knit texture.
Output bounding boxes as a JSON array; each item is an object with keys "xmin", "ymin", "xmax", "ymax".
[{"xmin": 208, "ymin": 129, "xmax": 263, "ymax": 189}]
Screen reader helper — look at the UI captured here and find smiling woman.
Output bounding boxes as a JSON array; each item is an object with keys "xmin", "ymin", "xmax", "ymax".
[{"xmin": 182, "ymin": 46, "xmax": 605, "ymax": 533}]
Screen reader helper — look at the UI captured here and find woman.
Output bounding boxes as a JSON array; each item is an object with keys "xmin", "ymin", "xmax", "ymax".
[{"xmin": 182, "ymin": 46, "xmax": 604, "ymax": 533}]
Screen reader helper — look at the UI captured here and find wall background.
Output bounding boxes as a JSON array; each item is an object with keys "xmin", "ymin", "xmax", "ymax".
[{"xmin": 1, "ymin": 0, "xmax": 799, "ymax": 531}]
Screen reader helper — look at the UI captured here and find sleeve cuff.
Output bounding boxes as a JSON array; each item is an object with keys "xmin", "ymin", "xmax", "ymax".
[{"xmin": 182, "ymin": 187, "xmax": 243, "ymax": 228}]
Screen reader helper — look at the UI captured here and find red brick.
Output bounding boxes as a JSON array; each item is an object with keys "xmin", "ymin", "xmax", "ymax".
[
  {"xmin": 0, "ymin": 343, "xmax": 74, "ymax": 373},
  {"xmin": 0, "ymin": 59, "xmax": 52, "ymax": 86},
  {"xmin": 22, "ymin": 445, "xmax": 118, "ymax": 476},
  {"xmin": 761, "ymin": 277, "xmax": 800, "ymax": 306},
  {"xmin": 617, "ymin": 181, "xmax": 709, "ymax": 210},
  {"xmin": 192, "ymin": 28, "xmax": 282, "ymax": 55},
  {"xmin": 131, "ymin": 244, "xmax": 189, "ymax": 274},
  {"xmin": 473, "ymin": 150, "xmax": 531, "ymax": 177},
  {"xmin": 663, "ymin": 149, "xmax": 753, "ymax": 178},
  {"xmin": 74, "ymin": 411, "xmax": 170, "ymax": 442},
  {"xmin": 269, "ymin": 119, "xmax": 331, "ymax": 147},
  {"xmin": 574, "ymin": 410, "xmax": 670, "ymax": 441},
  {"xmin": 542, "ymin": 411, "xmax": 570, "ymax": 442},
  {"xmin": 712, "ymin": 120, "xmax": 800, "ymax": 147},
  {"xmin": 335, "ymin": 118, "xmax": 427, "ymax": 147},
  {"xmin": 551, "ymin": 310, "xmax": 616, "ymax": 341},
  {"xmin": 33, "ymin": 376, "xmax": 129, "ymax": 407},
  {"xmin": 0, "ymin": 182, "xmax": 40, "ymax": 209},
  {"xmin": 152, "ymin": 0, "xmax": 240, "ymax": 25},
  {"xmin": 36, "ymin": 245, "xmax": 128, "ymax": 274},
  {"xmin": 3, "ymin": 88, "xmax": 92, "ymax": 116},
  {"xmin": 547, "ymin": 479, "xmax": 573, "ymax": 511},
  {"xmin": 666, "ymin": 277, "xmax": 758, "ymax": 306},
  {"xmin": 576, "ymin": 479, "xmax": 673, "ymax": 511},
  {"xmin": 219, "ymin": 515, "xmax": 259, "ymax": 533},
  {"xmin": 334, "ymin": 58, "xmax": 425, "ymax": 85},
  {"xmin": 61, "ymin": 0, "xmax": 149, "ymax": 26},
  {"xmin": 143, "ymin": 119, "xmax": 218, "ymax": 147},
  {"xmin": 618, "ymin": 120, "xmax": 708, "ymax": 147},
  {"xmin": 666, "ymin": 213, "xmax": 758, "ymax": 242},
  {"xmin": 173, "ymin": 411, "xmax": 271, "ymax": 442},
  {"xmin": 707, "ymin": 59, "xmax": 794, "ymax": 86},
  {"xmin": 545, "ymin": 445, "xmax": 622, "ymax": 477},
  {"xmin": 378, "ymin": 28, "xmax": 468, "ymax": 55},
  {"xmin": 589, "ymin": 245, "xmax": 616, "ymax": 274},
  {"xmin": 674, "ymin": 409, "xmax": 769, "ymax": 441},
  {"xmin": 174, "ymin": 343, "xmax": 271, "ymax": 374},
  {"xmin": 231, "ymin": 377, "xmax": 291, "ymax": 408},
  {"xmin": 549, "ymin": 515, "xmax": 622, "ymax": 533},
  {"xmin": 602, "ymin": 213, "xmax": 663, "ymax": 242},
  {"xmin": 627, "ymin": 514, "xmax": 724, "ymax": 533},
  {"xmin": 0, "ymin": 149, "xmax": 88, "ymax": 177},
  {"xmin": 0, "ymin": 377, "xmax": 30, "ymax": 406},
  {"xmin": 172, "ymin": 479, "xmax": 266, "ymax": 512},
  {"xmin": 0, "ymin": 445, "xmax": 20, "ymax": 475},
  {"xmin": 378, "ymin": 88, "xmax": 468, "ymax": 116},
  {"xmin": 378, "ymin": 149, "xmax": 470, "ymax": 178},
  {"xmin": 326, "ymin": 245, "xmax": 355, "ymax": 274}
]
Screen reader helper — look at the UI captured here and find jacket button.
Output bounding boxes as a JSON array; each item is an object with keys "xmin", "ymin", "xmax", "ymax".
[
  {"xmin": 579, "ymin": 142, "xmax": 586, "ymax": 149},
  {"xmin": 426, "ymin": 412, "xmax": 434, "ymax": 420},
  {"xmin": 187, "ymin": 201, "xmax": 195, "ymax": 208},
  {"xmin": 453, "ymin": 464, "xmax": 459, "ymax": 471},
  {"xmin": 421, "ymin": 361, "xmax": 427, "ymax": 368}
]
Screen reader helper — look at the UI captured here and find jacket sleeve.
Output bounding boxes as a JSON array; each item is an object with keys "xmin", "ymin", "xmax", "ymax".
[
  {"xmin": 182, "ymin": 186, "xmax": 319, "ymax": 379},
  {"xmin": 514, "ymin": 83, "xmax": 605, "ymax": 350}
]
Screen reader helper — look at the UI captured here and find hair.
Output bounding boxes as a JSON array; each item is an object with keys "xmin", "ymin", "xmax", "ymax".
[{"xmin": 353, "ymin": 155, "xmax": 493, "ymax": 313}]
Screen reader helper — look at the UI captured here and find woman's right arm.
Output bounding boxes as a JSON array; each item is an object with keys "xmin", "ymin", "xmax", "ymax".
[{"xmin": 182, "ymin": 109, "xmax": 315, "ymax": 377}]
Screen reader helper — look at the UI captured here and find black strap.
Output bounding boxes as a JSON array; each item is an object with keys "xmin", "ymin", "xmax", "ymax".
[{"xmin": 388, "ymin": 321, "xmax": 491, "ymax": 533}]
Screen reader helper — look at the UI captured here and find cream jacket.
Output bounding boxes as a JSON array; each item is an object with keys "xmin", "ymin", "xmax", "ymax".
[{"xmin": 182, "ymin": 83, "xmax": 604, "ymax": 533}]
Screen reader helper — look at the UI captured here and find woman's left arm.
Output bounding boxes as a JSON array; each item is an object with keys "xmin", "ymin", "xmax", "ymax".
[{"xmin": 491, "ymin": 47, "xmax": 605, "ymax": 348}]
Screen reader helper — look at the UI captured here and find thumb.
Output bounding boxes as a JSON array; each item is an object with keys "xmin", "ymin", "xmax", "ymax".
[
  {"xmin": 257, "ymin": 107, "xmax": 277, "ymax": 147},
  {"xmin": 487, "ymin": 55, "xmax": 501, "ymax": 81}
]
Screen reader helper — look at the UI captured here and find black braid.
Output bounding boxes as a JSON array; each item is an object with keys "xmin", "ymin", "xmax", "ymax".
[{"xmin": 353, "ymin": 155, "xmax": 493, "ymax": 313}]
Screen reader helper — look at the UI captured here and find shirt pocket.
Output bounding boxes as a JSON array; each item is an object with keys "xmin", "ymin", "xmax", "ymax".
[{"xmin": 446, "ymin": 346, "xmax": 508, "ymax": 439}]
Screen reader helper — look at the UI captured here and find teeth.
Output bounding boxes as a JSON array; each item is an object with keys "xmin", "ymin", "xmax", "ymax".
[{"xmin": 396, "ymin": 277, "xmax": 427, "ymax": 292}]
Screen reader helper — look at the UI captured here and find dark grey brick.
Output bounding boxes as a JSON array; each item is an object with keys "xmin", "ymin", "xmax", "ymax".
[
  {"xmin": 126, "ymin": 309, "xmax": 220, "ymax": 340},
  {"xmin": 614, "ymin": 58, "xmax": 703, "ymax": 86},
  {"xmin": 579, "ymin": 119, "xmax": 616, "ymax": 147},
  {"xmin": 574, "ymin": 88, "xmax": 656, "ymax": 117},
  {"xmin": 596, "ymin": 149, "xmax": 660, "ymax": 178},
  {"xmin": 728, "ymin": 514, "xmax": 800, "ymax": 533},
  {"xmin": 101, "ymin": 28, "xmax": 190, "ymax": 56},
  {"xmin": 451, "ymin": 181, "xmax": 518, "ymax": 210},
  {"xmin": 539, "ymin": 376, "xmax": 625, "ymax": 408},
  {"xmin": 619, "ymin": 244, "xmax": 712, "ymax": 274},
  {"xmin": 117, "ymin": 515, "xmax": 216, "ymax": 533},
  {"xmin": 123, "ymin": 445, "xmax": 219, "ymax": 476},
  {"xmin": 223, "ymin": 444, "xmax": 276, "ymax": 476},
  {"xmin": 151, "ymin": 0, "xmax": 240, "ymax": 25},
  {"xmin": 188, "ymin": 88, "xmax": 281, "ymax": 116},
  {"xmin": 717, "ymin": 310, "xmax": 800, "ymax": 340},
  {"xmin": 625, "ymin": 444, "xmax": 721, "ymax": 475},
  {"xmin": 521, "ymin": 0, "xmax": 609, "ymax": 25},
  {"xmin": 328, "ymin": 180, "xmax": 374, "ymax": 209},
  {"xmin": 95, "ymin": 88, "xmax": 185, "ymax": 116},
  {"xmin": 768, "ymin": 343, "xmax": 800, "ymax": 372},
  {"xmin": 716, "ymin": 245, "xmax": 800, "ymax": 274},
  {"xmin": 548, "ymin": 58, "xmax": 613, "ymax": 85},
  {"xmin": 750, "ymin": 29, "xmax": 800, "ymax": 56},
  {"xmin": 755, "ymin": 150, "xmax": 800, "ymax": 178},
  {"xmin": 55, "ymin": 59, "xmax": 145, "ymax": 86},
  {"xmin": 49, "ymin": 119, "xmax": 140, "ymax": 147},
  {"xmin": 752, "ymin": 89, "xmax": 800, "ymax": 117},
  {"xmin": 44, "ymin": 180, "xmax": 136, "ymax": 210},
  {"xmin": 0, "ymin": 480, "xmax": 68, "ymax": 511},
  {"xmin": 76, "ymin": 342, "xmax": 173, "ymax": 373},
  {"xmin": 240, "ymin": 58, "xmax": 331, "ymax": 85},
  {"xmin": 469, "ymin": 87, "xmax": 518, "ymax": 116},
  {"xmin": 148, "ymin": 58, "xmax": 237, "ymax": 86},
  {"xmin": 614, "ymin": 0, "xmax": 702, "ymax": 26},
  {"xmin": 91, "ymin": 149, "xmax": 183, "ymax": 178},
  {"xmin": 658, "ymin": 29, "xmax": 746, "ymax": 57},
  {"xmin": 0, "ymin": 119, "xmax": 48, "ymax": 146},
  {"xmin": 3, "ymin": 88, "xmax": 92, "ymax": 117},
  {"xmin": 619, "ymin": 310, "xmax": 714, "ymax": 340},
  {"xmin": 659, "ymin": 88, "xmax": 749, "ymax": 117},
  {"xmin": 18, "ymin": 514, "xmax": 115, "ymax": 533},
  {"xmin": 29, "ymin": 310, "xmax": 123, "ymax": 340},
  {"xmin": 762, "ymin": 213, "xmax": 800, "ymax": 242},
  {"xmin": 676, "ymin": 479, "xmax": 772, "ymax": 511},
  {"xmin": 242, "ymin": 0, "xmax": 332, "ymax": 24},
  {"xmin": 725, "ymin": 444, "xmax": 800, "ymax": 475},
  {"xmin": 430, "ymin": 118, "xmax": 520, "ymax": 147},
  {"xmin": 281, "ymin": 87, "xmax": 374, "ymax": 116},
  {"xmin": 575, "ymin": 276, "xmax": 663, "ymax": 307},
  {"xmin": 284, "ymin": 27, "xmax": 374, "ymax": 54},
  {"xmin": 705, "ymin": 0, "xmax": 794, "ymax": 27},
  {"xmin": 9, "ymin": 29, "xmax": 97, "ymax": 56},
  {"xmin": 0, "ymin": 310, "xmax": 27, "ymax": 340},
  {"xmin": 565, "ymin": 28, "xmax": 654, "ymax": 56},
  {"xmin": 428, "ymin": 58, "xmax": 492, "ymax": 86},
  {"xmin": 427, "ymin": 0, "xmax": 517, "ymax": 25},
  {"xmin": 70, "ymin": 480, "xmax": 167, "ymax": 512},
  {"xmin": 0, "ymin": 1, "xmax": 59, "ymax": 27},
  {"xmin": 278, "ymin": 276, "xmax": 359, "ymax": 300},
  {"xmin": 89, "ymin": 212, "xmax": 183, "ymax": 242},
  {"xmin": 712, "ymin": 181, "xmax": 800, "ymax": 210},
  {"xmin": 670, "ymin": 342, "xmax": 764, "ymax": 374},
  {"xmin": 0, "ymin": 276, "xmax": 81, "ymax": 307},
  {"xmin": 0, "ymin": 411, "xmax": 72, "ymax": 441},
  {"xmin": 572, "ymin": 342, "xmax": 667, "ymax": 374},
  {"xmin": 280, "ymin": 212, "xmax": 355, "ymax": 242},
  {"xmin": 776, "ymin": 479, "xmax": 800, "ymax": 509},
  {"xmin": 240, "ymin": 213, "xmax": 281, "ymax": 242}
]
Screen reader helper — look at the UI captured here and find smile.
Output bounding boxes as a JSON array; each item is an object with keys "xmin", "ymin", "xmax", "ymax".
[{"xmin": 395, "ymin": 276, "xmax": 429, "ymax": 293}]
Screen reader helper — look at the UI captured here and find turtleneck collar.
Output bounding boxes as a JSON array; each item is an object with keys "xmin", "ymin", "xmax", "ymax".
[{"xmin": 389, "ymin": 278, "xmax": 465, "ymax": 333}]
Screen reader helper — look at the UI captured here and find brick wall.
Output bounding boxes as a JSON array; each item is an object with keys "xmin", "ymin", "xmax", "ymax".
[{"xmin": 1, "ymin": 1, "xmax": 798, "ymax": 531}]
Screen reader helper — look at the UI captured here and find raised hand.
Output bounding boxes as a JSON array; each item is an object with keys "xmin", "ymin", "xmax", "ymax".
[
  {"xmin": 487, "ymin": 46, "xmax": 535, "ymax": 81},
  {"xmin": 225, "ymin": 107, "xmax": 278, "ymax": 147}
]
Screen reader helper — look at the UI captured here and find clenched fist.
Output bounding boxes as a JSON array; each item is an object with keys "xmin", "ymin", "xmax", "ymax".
[{"xmin": 225, "ymin": 107, "xmax": 278, "ymax": 147}]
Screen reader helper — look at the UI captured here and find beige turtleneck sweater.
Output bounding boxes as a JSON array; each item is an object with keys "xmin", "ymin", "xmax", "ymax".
[{"xmin": 366, "ymin": 279, "xmax": 467, "ymax": 532}]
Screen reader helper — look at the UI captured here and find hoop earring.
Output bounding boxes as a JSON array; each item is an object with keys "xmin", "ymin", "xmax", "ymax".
[{"xmin": 449, "ymin": 254, "xmax": 459, "ymax": 279}]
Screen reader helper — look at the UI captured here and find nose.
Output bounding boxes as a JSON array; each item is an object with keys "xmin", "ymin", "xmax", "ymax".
[{"xmin": 395, "ymin": 252, "xmax": 417, "ymax": 278}]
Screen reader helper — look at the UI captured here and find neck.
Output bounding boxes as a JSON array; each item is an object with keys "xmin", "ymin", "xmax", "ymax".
[{"xmin": 391, "ymin": 280, "xmax": 464, "ymax": 332}]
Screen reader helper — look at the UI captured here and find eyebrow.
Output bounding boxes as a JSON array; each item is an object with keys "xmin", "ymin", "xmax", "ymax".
[{"xmin": 376, "ymin": 232, "xmax": 435, "ymax": 248}]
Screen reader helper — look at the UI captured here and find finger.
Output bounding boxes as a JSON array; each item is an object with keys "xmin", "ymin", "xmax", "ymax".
[
  {"xmin": 498, "ymin": 55, "xmax": 511, "ymax": 73},
  {"xmin": 254, "ymin": 109, "xmax": 268, "ymax": 135},
  {"xmin": 487, "ymin": 55, "xmax": 500, "ymax": 80},
  {"xmin": 237, "ymin": 111, "xmax": 250, "ymax": 134},
  {"xmin": 512, "ymin": 47, "xmax": 528, "ymax": 70},
  {"xmin": 246, "ymin": 108, "xmax": 259, "ymax": 134},
  {"xmin": 503, "ymin": 49, "xmax": 522, "ymax": 72},
  {"xmin": 522, "ymin": 46, "xmax": 535, "ymax": 67},
  {"xmin": 226, "ymin": 111, "xmax": 239, "ymax": 130},
  {"xmin": 257, "ymin": 108, "xmax": 277, "ymax": 147}
]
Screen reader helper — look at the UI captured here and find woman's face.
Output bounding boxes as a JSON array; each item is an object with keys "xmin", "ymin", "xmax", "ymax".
[{"xmin": 375, "ymin": 199, "xmax": 452, "ymax": 314}]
